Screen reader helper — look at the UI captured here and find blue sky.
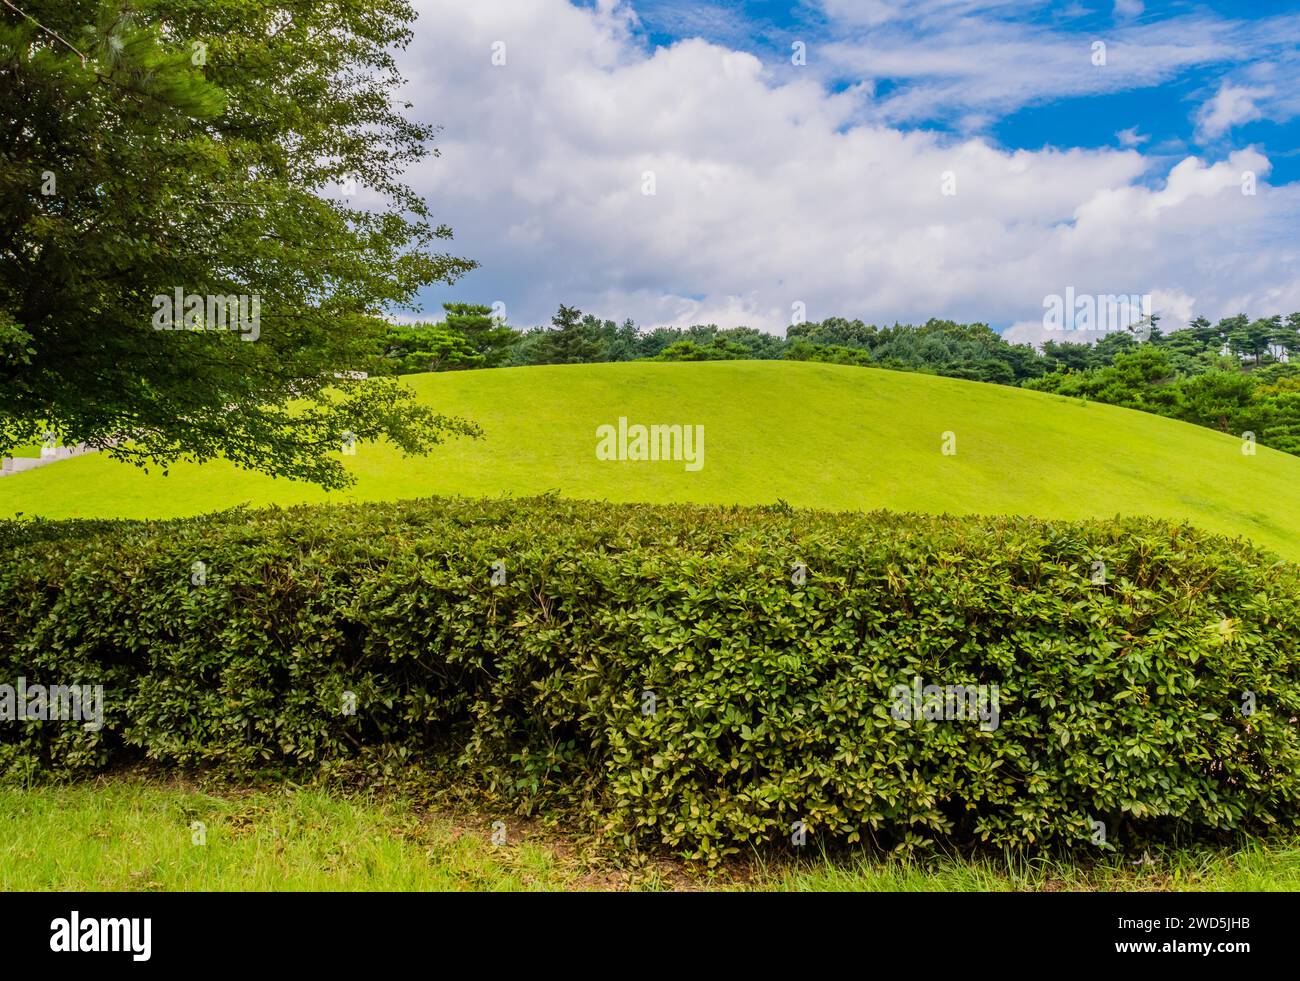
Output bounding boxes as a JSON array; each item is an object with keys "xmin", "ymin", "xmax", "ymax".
[
  {"xmin": 401, "ymin": 0, "xmax": 1300, "ymax": 338},
  {"xmin": 603, "ymin": 0, "xmax": 1300, "ymax": 182}
]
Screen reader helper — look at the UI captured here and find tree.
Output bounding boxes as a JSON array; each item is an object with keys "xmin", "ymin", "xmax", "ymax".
[
  {"xmin": 655, "ymin": 338, "xmax": 748, "ymax": 361},
  {"xmin": 528, "ymin": 304, "xmax": 605, "ymax": 364},
  {"xmin": 1024, "ymin": 346, "xmax": 1181, "ymax": 413},
  {"xmin": 788, "ymin": 317, "xmax": 878, "ymax": 349},
  {"xmin": 375, "ymin": 322, "xmax": 484, "ymax": 375},
  {"xmin": 1227, "ymin": 317, "xmax": 1276, "ymax": 366},
  {"xmin": 0, "ymin": 0, "xmax": 478, "ymax": 488},
  {"xmin": 1187, "ymin": 316, "xmax": 1220, "ymax": 350},
  {"xmin": 1217, "ymin": 314, "xmax": 1249, "ymax": 362},
  {"xmin": 1287, "ymin": 313, "xmax": 1300, "ymax": 355},
  {"xmin": 1041, "ymin": 341, "xmax": 1094, "ymax": 373},
  {"xmin": 715, "ymin": 326, "xmax": 785, "ymax": 359},
  {"xmin": 605, "ymin": 318, "xmax": 641, "ymax": 361},
  {"xmin": 1157, "ymin": 329, "xmax": 1220, "ymax": 376},
  {"xmin": 1263, "ymin": 314, "xmax": 1294, "ymax": 361},
  {"xmin": 783, "ymin": 340, "xmax": 871, "ymax": 366},
  {"xmin": 441, "ymin": 303, "xmax": 517, "ymax": 367},
  {"xmin": 1177, "ymin": 371, "xmax": 1258, "ymax": 433},
  {"xmin": 1090, "ymin": 331, "xmax": 1136, "ymax": 366}
]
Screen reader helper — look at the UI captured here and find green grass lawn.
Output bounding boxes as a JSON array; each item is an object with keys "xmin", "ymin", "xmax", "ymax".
[
  {"xmin": 1, "ymin": 360, "xmax": 1298, "ymax": 557},
  {"xmin": 0, "ymin": 780, "xmax": 575, "ymax": 892},
  {"xmin": 3, "ymin": 779, "xmax": 1296, "ymax": 891}
]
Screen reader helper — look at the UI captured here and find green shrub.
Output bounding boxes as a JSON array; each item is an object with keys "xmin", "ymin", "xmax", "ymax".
[{"xmin": 2, "ymin": 497, "xmax": 1298, "ymax": 862}]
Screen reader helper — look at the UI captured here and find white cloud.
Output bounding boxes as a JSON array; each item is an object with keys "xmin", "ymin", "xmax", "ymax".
[
  {"xmin": 804, "ymin": 2, "xmax": 1300, "ymax": 136},
  {"xmin": 809, "ymin": 6, "xmax": 1238, "ymax": 127},
  {"xmin": 402, "ymin": 0, "xmax": 1300, "ymax": 335},
  {"xmin": 1196, "ymin": 83, "xmax": 1274, "ymax": 140},
  {"xmin": 818, "ymin": 0, "xmax": 902, "ymax": 28},
  {"xmin": 1116, "ymin": 126, "xmax": 1147, "ymax": 148},
  {"xmin": 1113, "ymin": 0, "xmax": 1144, "ymax": 22}
]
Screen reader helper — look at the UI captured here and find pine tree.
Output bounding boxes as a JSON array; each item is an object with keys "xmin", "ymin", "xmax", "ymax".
[
  {"xmin": 531, "ymin": 304, "xmax": 605, "ymax": 364},
  {"xmin": 441, "ymin": 303, "xmax": 517, "ymax": 367}
]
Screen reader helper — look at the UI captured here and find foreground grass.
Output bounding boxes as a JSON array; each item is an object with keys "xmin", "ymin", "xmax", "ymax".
[
  {"xmin": 2, "ymin": 361, "xmax": 1299, "ymax": 558},
  {"xmin": 768, "ymin": 844, "xmax": 1300, "ymax": 892},
  {"xmin": 3, "ymin": 779, "xmax": 1298, "ymax": 891},
  {"xmin": 0, "ymin": 780, "xmax": 577, "ymax": 892}
]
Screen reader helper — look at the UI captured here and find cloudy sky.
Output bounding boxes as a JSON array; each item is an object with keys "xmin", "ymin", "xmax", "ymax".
[{"xmin": 395, "ymin": 0, "xmax": 1300, "ymax": 341}]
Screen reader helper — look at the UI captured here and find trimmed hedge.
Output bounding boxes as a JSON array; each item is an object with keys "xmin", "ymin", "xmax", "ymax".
[{"xmin": 1, "ymin": 496, "xmax": 1299, "ymax": 862}]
